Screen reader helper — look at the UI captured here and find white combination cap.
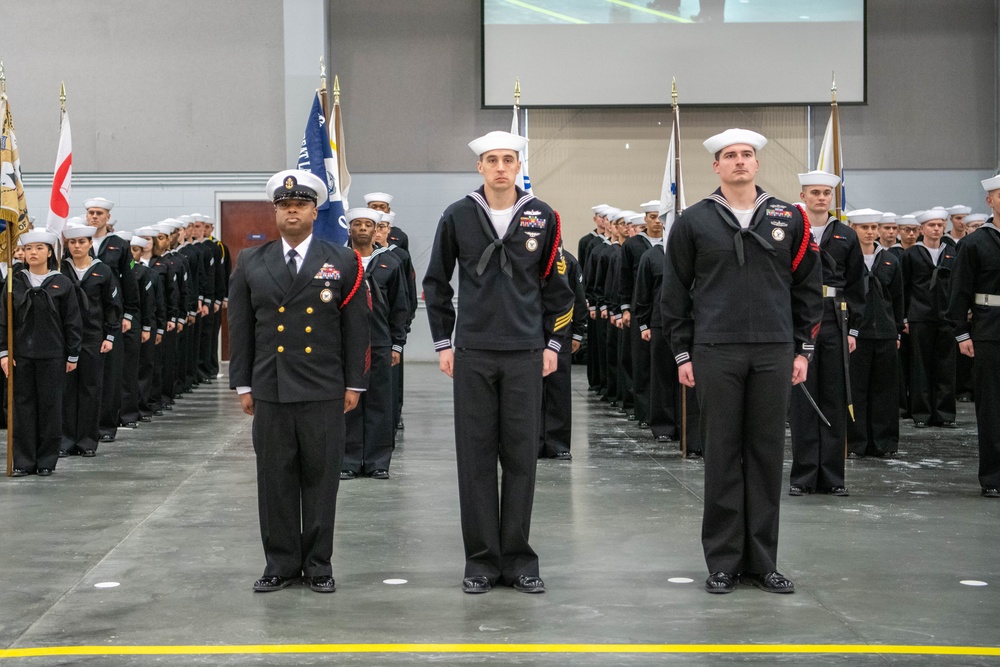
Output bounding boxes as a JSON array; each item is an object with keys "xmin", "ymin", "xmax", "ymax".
[
  {"xmin": 63, "ymin": 225, "xmax": 97, "ymax": 239},
  {"xmin": 916, "ymin": 208, "xmax": 949, "ymax": 224},
  {"xmin": 846, "ymin": 208, "xmax": 883, "ymax": 224},
  {"xmin": 640, "ymin": 200, "xmax": 661, "ymax": 213},
  {"xmin": 468, "ymin": 131, "xmax": 526, "ymax": 157},
  {"xmin": 363, "ymin": 192, "xmax": 394, "ymax": 205},
  {"xmin": 798, "ymin": 170, "xmax": 841, "ymax": 188},
  {"xmin": 345, "ymin": 208, "xmax": 383, "ymax": 224},
  {"xmin": 19, "ymin": 230, "xmax": 59, "ymax": 246},
  {"xmin": 266, "ymin": 169, "xmax": 328, "ymax": 207},
  {"xmin": 83, "ymin": 197, "xmax": 115, "ymax": 211},
  {"xmin": 703, "ymin": 128, "xmax": 767, "ymax": 154},
  {"xmin": 981, "ymin": 175, "xmax": 1000, "ymax": 192}
]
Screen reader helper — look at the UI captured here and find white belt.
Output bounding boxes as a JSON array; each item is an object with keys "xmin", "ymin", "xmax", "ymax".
[
  {"xmin": 974, "ymin": 293, "xmax": 1000, "ymax": 306},
  {"xmin": 822, "ymin": 285, "xmax": 838, "ymax": 298}
]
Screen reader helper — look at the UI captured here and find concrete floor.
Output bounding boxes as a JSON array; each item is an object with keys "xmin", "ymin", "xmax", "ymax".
[{"xmin": 1, "ymin": 362, "xmax": 998, "ymax": 666}]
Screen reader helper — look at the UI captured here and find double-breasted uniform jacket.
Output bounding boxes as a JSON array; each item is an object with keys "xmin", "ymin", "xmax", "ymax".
[{"xmin": 228, "ymin": 238, "xmax": 370, "ymax": 403}]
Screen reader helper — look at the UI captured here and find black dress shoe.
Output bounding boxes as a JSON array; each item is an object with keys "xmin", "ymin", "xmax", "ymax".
[
  {"xmin": 638, "ymin": 421, "xmax": 650, "ymax": 429},
  {"xmin": 253, "ymin": 575, "xmax": 300, "ymax": 592},
  {"xmin": 58, "ymin": 449, "xmax": 69, "ymax": 458},
  {"xmin": 370, "ymin": 469, "xmax": 390, "ymax": 480},
  {"xmin": 705, "ymin": 572, "xmax": 737, "ymax": 594},
  {"xmin": 99, "ymin": 434, "xmax": 115, "ymax": 442},
  {"xmin": 511, "ymin": 575, "xmax": 545, "ymax": 594},
  {"xmin": 686, "ymin": 450, "xmax": 703, "ymax": 458},
  {"xmin": 153, "ymin": 409, "xmax": 164, "ymax": 416},
  {"xmin": 554, "ymin": 451, "xmax": 572, "ymax": 461},
  {"xmin": 982, "ymin": 487, "xmax": 1000, "ymax": 498},
  {"xmin": 743, "ymin": 571, "xmax": 795, "ymax": 594},
  {"xmin": 938, "ymin": 421, "xmax": 958, "ymax": 429},
  {"xmin": 462, "ymin": 576, "xmax": 491, "ymax": 594},
  {"xmin": 396, "ymin": 418, "xmax": 405, "ymax": 431},
  {"xmin": 81, "ymin": 450, "xmax": 97, "ymax": 458},
  {"xmin": 123, "ymin": 422, "xmax": 138, "ymax": 428},
  {"xmin": 162, "ymin": 405, "xmax": 173, "ymax": 411},
  {"xmin": 37, "ymin": 468, "xmax": 53, "ymax": 476},
  {"xmin": 626, "ymin": 413, "xmax": 637, "ymax": 421},
  {"xmin": 655, "ymin": 435, "xmax": 673, "ymax": 443},
  {"xmin": 826, "ymin": 486, "xmax": 849, "ymax": 496},
  {"xmin": 11, "ymin": 468, "xmax": 29, "ymax": 477},
  {"xmin": 340, "ymin": 470, "xmax": 357, "ymax": 480},
  {"xmin": 140, "ymin": 415, "xmax": 153, "ymax": 423},
  {"xmin": 307, "ymin": 575, "xmax": 336, "ymax": 593},
  {"xmin": 914, "ymin": 421, "xmax": 929, "ymax": 429},
  {"xmin": 788, "ymin": 485, "xmax": 810, "ymax": 496}
]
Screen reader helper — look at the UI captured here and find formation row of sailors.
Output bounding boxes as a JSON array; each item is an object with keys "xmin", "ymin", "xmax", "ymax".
[
  {"xmin": 574, "ymin": 173, "xmax": 1000, "ymax": 499},
  {"xmin": 1, "ymin": 203, "xmax": 230, "ymax": 476}
]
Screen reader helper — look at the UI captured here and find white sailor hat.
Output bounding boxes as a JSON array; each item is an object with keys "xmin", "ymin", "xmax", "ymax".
[
  {"xmin": 176, "ymin": 215, "xmax": 194, "ymax": 225},
  {"xmin": 345, "ymin": 208, "xmax": 383, "ymax": 224},
  {"xmin": 879, "ymin": 213, "xmax": 898, "ymax": 224},
  {"xmin": 134, "ymin": 226, "xmax": 160, "ymax": 238},
  {"xmin": 964, "ymin": 213, "xmax": 988, "ymax": 223},
  {"xmin": 703, "ymin": 128, "xmax": 767, "ymax": 154},
  {"xmin": 266, "ymin": 169, "xmax": 328, "ymax": 207},
  {"xmin": 189, "ymin": 213, "xmax": 210, "ymax": 222},
  {"xmin": 640, "ymin": 200, "xmax": 661, "ymax": 213},
  {"xmin": 468, "ymin": 131, "xmax": 527, "ymax": 157},
  {"xmin": 896, "ymin": 215, "xmax": 919, "ymax": 227},
  {"xmin": 946, "ymin": 204, "xmax": 972, "ymax": 215},
  {"xmin": 130, "ymin": 235, "xmax": 149, "ymax": 248},
  {"xmin": 153, "ymin": 222, "xmax": 177, "ymax": 235},
  {"xmin": 916, "ymin": 208, "xmax": 949, "ymax": 224},
  {"xmin": 63, "ymin": 225, "xmax": 97, "ymax": 239},
  {"xmin": 612, "ymin": 210, "xmax": 635, "ymax": 222},
  {"xmin": 592, "ymin": 204, "xmax": 610, "ymax": 213},
  {"xmin": 159, "ymin": 218, "xmax": 183, "ymax": 231},
  {"xmin": 83, "ymin": 197, "xmax": 115, "ymax": 211},
  {"xmin": 981, "ymin": 175, "xmax": 1000, "ymax": 192},
  {"xmin": 626, "ymin": 213, "xmax": 647, "ymax": 225},
  {"xmin": 383, "ymin": 211, "xmax": 396, "ymax": 224},
  {"xmin": 66, "ymin": 216, "xmax": 86, "ymax": 226},
  {"xmin": 19, "ymin": 230, "xmax": 59, "ymax": 246},
  {"xmin": 116, "ymin": 230, "xmax": 134, "ymax": 242},
  {"xmin": 363, "ymin": 192, "xmax": 394, "ymax": 205},
  {"xmin": 603, "ymin": 207, "xmax": 621, "ymax": 220},
  {"xmin": 846, "ymin": 208, "xmax": 883, "ymax": 224},
  {"xmin": 798, "ymin": 170, "xmax": 841, "ymax": 188}
]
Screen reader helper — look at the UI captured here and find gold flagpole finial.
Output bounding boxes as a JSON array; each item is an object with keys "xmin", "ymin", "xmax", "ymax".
[
  {"xmin": 831, "ymin": 71, "xmax": 837, "ymax": 104},
  {"xmin": 0, "ymin": 60, "xmax": 6, "ymax": 96},
  {"xmin": 60, "ymin": 81, "xmax": 66, "ymax": 112},
  {"xmin": 671, "ymin": 77, "xmax": 678, "ymax": 107},
  {"xmin": 333, "ymin": 74, "xmax": 340, "ymax": 105},
  {"xmin": 319, "ymin": 56, "xmax": 327, "ymax": 92},
  {"xmin": 514, "ymin": 77, "xmax": 521, "ymax": 107}
]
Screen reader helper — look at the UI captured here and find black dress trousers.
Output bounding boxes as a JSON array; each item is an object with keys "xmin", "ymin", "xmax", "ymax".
[
  {"xmin": 99, "ymin": 335, "xmax": 124, "ymax": 439},
  {"xmin": 120, "ymin": 326, "xmax": 142, "ymax": 424},
  {"xmin": 605, "ymin": 324, "xmax": 619, "ymax": 401},
  {"xmin": 14, "ymin": 357, "xmax": 67, "ymax": 472},
  {"xmin": 649, "ymin": 326, "xmax": 679, "ymax": 439},
  {"xmin": 848, "ymin": 337, "xmax": 899, "ymax": 456},
  {"xmin": 631, "ymin": 323, "xmax": 651, "ymax": 423},
  {"xmin": 618, "ymin": 321, "xmax": 634, "ymax": 411},
  {"xmin": 453, "ymin": 348, "xmax": 542, "ymax": 583},
  {"xmin": 344, "ymin": 345, "xmax": 394, "ymax": 474},
  {"xmin": 62, "ymin": 342, "xmax": 104, "ymax": 453},
  {"xmin": 539, "ymin": 348, "xmax": 573, "ymax": 456},
  {"xmin": 694, "ymin": 343, "xmax": 793, "ymax": 575},
  {"xmin": 908, "ymin": 321, "xmax": 957, "ymax": 425},
  {"xmin": 137, "ymin": 335, "xmax": 157, "ymax": 417},
  {"xmin": 790, "ymin": 306, "xmax": 847, "ymax": 492},
  {"xmin": 973, "ymin": 341, "xmax": 1000, "ymax": 489},
  {"xmin": 252, "ymin": 398, "xmax": 344, "ymax": 578}
]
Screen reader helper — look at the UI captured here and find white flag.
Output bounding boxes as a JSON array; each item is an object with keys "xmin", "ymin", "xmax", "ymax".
[
  {"xmin": 46, "ymin": 109, "xmax": 72, "ymax": 235},
  {"xmin": 658, "ymin": 107, "xmax": 685, "ymax": 239},
  {"xmin": 816, "ymin": 109, "xmax": 844, "ymax": 212}
]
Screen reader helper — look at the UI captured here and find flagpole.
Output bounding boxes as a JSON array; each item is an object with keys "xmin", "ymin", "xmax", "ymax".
[
  {"xmin": 1, "ymin": 60, "xmax": 14, "ymax": 477},
  {"xmin": 318, "ymin": 56, "xmax": 328, "ymax": 122},
  {"xmin": 830, "ymin": 72, "xmax": 842, "ymax": 218},
  {"xmin": 671, "ymin": 78, "xmax": 690, "ymax": 459}
]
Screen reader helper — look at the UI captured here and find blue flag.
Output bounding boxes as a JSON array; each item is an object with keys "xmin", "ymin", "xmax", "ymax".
[{"xmin": 297, "ymin": 92, "xmax": 347, "ymax": 245}]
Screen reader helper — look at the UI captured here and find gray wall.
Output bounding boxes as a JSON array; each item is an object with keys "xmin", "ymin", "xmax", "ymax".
[{"xmin": 6, "ymin": 0, "xmax": 286, "ymax": 173}]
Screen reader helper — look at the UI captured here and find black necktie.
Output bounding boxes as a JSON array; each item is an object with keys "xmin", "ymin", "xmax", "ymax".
[{"xmin": 287, "ymin": 249, "xmax": 298, "ymax": 277}]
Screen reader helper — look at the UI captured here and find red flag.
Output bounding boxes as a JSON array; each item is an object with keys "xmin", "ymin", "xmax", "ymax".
[{"xmin": 46, "ymin": 108, "xmax": 72, "ymax": 234}]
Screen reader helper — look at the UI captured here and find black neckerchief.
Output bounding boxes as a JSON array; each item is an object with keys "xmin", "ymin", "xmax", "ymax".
[{"xmin": 707, "ymin": 187, "xmax": 774, "ymax": 266}]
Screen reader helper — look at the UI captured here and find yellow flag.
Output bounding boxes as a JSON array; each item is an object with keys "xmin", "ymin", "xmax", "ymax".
[{"xmin": 0, "ymin": 96, "xmax": 30, "ymax": 258}]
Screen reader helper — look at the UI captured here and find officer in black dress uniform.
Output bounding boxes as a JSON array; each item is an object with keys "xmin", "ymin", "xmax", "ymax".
[
  {"xmin": 789, "ymin": 170, "xmax": 864, "ymax": 497},
  {"xmin": 662, "ymin": 129, "xmax": 822, "ymax": 595},
  {"xmin": 60, "ymin": 224, "xmax": 122, "ymax": 456},
  {"xmin": 845, "ymin": 209, "xmax": 904, "ymax": 457},
  {"xmin": 948, "ymin": 176, "xmax": 1000, "ymax": 497},
  {"xmin": 341, "ymin": 208, "xmax": 408, "ymax": 480},
  {"xmin": 902, "ymin": 208, "xmax": 958, "ymax": 428},
  {"xmin": 1, "ymin": 230, "xmax": 84, "ymax": 476},
  {"xmin": 539, "ymin": 240, "xmax": 587, "ymax": 460},
  {"xmin": 423, "ymin": 130, "xmax": 573, "ymax": 595},
  {"xmin": 229, "ymin": 169, "xmax": 370, "ymax": 593},
  {"xmin": 84, "ymin": 197, "xmax": 139, "ymax": 442}
]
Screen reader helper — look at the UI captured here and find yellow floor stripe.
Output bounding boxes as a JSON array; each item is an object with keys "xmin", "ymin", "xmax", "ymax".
[
  {"xmin": 605, "ymin": 0, "xmax": 693, "ymax": 23},
  {"xmin": 2, "ymin": 643, "xmax": 1000, "ymax": 659},
  {"xmin": 501, "ymin": 0, "xmax": 589, "ymax": 24}
]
